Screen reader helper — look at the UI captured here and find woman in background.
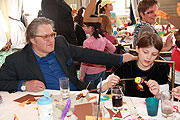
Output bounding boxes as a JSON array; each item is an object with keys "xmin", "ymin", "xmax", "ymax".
[
  {"xmin": 74, "ymin": 7, "xmax": 87, "ymax": 46},
  {"xmin": 99, "ymin": 0, "xmax": 122, "ymax": 27},
  {"xmin": 133, "ymin": 0, "xmax": 173, "ymax": 51}
]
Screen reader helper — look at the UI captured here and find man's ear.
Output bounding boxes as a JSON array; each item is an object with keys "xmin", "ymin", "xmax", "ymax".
[{"xmin": 29, "ymin": 38, "xmax": 36, "ymax": 45}]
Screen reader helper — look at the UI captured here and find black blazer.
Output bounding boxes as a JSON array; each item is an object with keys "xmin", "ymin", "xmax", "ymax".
[
  {"xmin": 41, "ymin": 0, "xmax": 78, "ymax": 45},
  {"xmin": 0, "ymin": 35, "xmax": 121, "ymax": 92}
]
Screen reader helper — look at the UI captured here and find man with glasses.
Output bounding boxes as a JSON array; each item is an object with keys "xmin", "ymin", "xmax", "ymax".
[
  {"xmin": 133, "ymin": 0, "xmax": 173, "ymax": 51},
  {"xmin": 0, "ymin": 17, "xmax": 137, "ymax": 93}
]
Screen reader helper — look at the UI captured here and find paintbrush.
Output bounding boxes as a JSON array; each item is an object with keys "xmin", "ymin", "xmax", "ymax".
[{"xmin": 97, "ymin": 78, "xmax": 102, "ymax": 120}]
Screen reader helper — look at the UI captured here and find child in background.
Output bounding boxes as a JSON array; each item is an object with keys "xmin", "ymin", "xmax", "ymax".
[
  {"xmin": 98, "ymin": 32, "xmax": 170, "ymax": 98},
  {"xmin": 80, "ymin": 15, "xmax": 116, "ymax": 89},
  {"xmin": 99, "ymin": 14, "xmax": 118, "ymax": 45},
  {"xmin": 171, "ymin": 29, "xmax": 180, "ymax": 88}
]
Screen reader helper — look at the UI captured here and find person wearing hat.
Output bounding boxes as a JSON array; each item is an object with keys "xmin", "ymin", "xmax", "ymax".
[
  {"xmin": 99, "ymin": 0, "xmax": 122, "ymax": 27},
  {"xmin": 133, "ymin": 0, "xmax": 173, "ymax": 52}
]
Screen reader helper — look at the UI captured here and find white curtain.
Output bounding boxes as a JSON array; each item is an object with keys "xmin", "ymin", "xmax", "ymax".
[
  {"xmin": 0, "ymin": 9, "xmax": 8, "ymax": 50},
  {"xmin": 131, "ymin": 0, "xmax": 139, "ymax": 20},
  {"xmin": 82, "ymin": 0, "xmax": 90, "ymax": 7},
  {"xmin": 8, "ymin": 0, "xmax": 26, "ymax": 49}
]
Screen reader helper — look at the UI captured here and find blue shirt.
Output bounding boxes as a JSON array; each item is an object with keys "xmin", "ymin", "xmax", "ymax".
[{"xmin": 18, "ymin": 49, "xmax": 78, "ymax": 91}]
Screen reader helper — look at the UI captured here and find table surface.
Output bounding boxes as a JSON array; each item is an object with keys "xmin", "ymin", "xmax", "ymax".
[{"xmin": 0, "ymin": 89, "xmax": 180, "ymax": 120}]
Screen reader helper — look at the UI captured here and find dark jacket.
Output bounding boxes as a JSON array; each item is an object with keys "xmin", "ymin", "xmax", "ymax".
[
  {"xmin": 0, "ymin": 35, "xmax": 121, "ymax": 92},
  {"xmin": 41, "ymin": 0, "xmax": 78, "ymax": 45}
]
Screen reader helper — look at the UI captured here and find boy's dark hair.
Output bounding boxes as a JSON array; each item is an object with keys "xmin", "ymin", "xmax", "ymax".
[
  {"xmin": 137, "ymin": 32, "xmax": 163, "ymax": 51},
  {"xmin": 84, "ymin": 14, "xmax": 105, "ymax": 39},
  {"xmin": 138, "ymin": 0, "xmax": 159, "ymax": 20}
]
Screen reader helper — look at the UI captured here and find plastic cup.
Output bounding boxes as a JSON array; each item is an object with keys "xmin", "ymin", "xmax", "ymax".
[
  {"xmin": 161, "ymin": 90, "xmax": 173, "ymax": 117},
  {"xmin": 145, "ymin": 97, "xmax": 159, "ymax": 116}
]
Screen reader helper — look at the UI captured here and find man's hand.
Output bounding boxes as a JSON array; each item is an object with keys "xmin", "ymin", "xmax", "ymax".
[
  {"xmin": 122, "ymin": 53, "xmax": 138, "ymax": 63},
  {"xmin": 25, "ymin": 80, "xmax": 46, "ymax": 92}
]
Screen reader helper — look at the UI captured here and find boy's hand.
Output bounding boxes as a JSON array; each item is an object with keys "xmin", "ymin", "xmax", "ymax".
[{"xmin": 145, "ymin": 80, "xmax": 159, "ymax": 96}]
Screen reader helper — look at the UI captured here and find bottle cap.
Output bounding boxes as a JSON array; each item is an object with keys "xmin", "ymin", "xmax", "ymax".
[{"xmin": 37, "ymin": 91, "xmax": 52, "ymax": 105}]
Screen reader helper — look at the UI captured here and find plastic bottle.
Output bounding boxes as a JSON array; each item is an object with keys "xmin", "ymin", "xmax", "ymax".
[{"xmin": 37, "ymin": 91, "xmax": 53, "ymax": 120}]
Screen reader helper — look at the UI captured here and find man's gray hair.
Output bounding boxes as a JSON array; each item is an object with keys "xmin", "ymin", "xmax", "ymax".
[{"xmin": 25, "ymin": 17, "xmax": 55, "ymax": 43}]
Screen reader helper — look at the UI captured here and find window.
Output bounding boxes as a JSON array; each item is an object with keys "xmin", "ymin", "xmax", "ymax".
[{"xmin": 113, "ymin": 0, "xmax": 130, "ymax": 16}]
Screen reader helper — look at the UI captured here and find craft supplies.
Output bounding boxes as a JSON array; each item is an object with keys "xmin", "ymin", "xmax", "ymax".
[
  {"xmin": 14, "ymin": 114, "xmax": 19, "ymax": 120},
  {"xmin": 61, "ymin": 98, "xmax": 71, "ymax": 120}
]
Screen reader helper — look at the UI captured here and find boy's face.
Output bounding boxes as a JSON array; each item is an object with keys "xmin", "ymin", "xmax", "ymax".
[{"xmin": 136, "ymin": 46, "xmax": 159, "ymax": 70}]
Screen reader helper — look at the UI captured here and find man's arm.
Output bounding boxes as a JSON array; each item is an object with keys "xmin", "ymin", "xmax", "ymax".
[
  {"xmin": 0, "ymin": 55, "xmax": 20, "ymax": 92},
  {"xmin": 56, "ymin": 36, "xmax": 137, "ymax": 66}
]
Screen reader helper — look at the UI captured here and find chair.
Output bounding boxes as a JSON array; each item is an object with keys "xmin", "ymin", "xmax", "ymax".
[
  {"xmin": 129, "ymin": 48, "xmax": 137, "ymax": 56},
  {"xmin": 128, "ymin": 49, "xmax": 175, "ymax": 89},
  {"xmin": 129, "ymin": 49, "xmax": 172, "ymax": 58},
  {"xmin": 154, "ymin": 60, "xmax": 175, "ymax": 89}
]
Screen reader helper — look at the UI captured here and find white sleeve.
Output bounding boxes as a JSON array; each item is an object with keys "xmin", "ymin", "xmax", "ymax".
[
  {"xmin": 97, "ymin": 79, "xmax": 109, "ymax": 95},
  {"xmin": 97, "ymin": 74, "xmax": 114, "ymax": 95}
]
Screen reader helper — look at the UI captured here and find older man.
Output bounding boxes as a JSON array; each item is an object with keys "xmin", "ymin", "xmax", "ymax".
[{"xmin": 0, "ymin": 17, "xmax": 136, "ymax": 93}]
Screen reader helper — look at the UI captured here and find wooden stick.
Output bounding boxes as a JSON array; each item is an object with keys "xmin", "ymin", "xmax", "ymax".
[
  {"xmin": 89, "ymin": 88, "xmax": 98, "ymax": 93},
  {"xmin": 120, "ymin": 78, "xmax": 135, "ymax": 81}
]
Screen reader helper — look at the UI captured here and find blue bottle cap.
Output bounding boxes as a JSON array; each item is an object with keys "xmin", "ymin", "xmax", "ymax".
[{"xmin": 37, "ymin": 91, "xmax": 53, "ymax": 105}]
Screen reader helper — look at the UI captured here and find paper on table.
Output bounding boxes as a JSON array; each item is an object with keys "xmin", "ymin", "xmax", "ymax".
[
  {"xmin": 14, "ymin": 94, "xmax": 43, "ymax": 103},
  {"xmin": 75, "ymin": 102, "xmax": 105, "ymax": 120}
]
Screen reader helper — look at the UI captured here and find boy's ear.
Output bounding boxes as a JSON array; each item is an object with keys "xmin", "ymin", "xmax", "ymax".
[{"xmin": 135, "ymin": 46, "xmax": 139, "ymax": 54}]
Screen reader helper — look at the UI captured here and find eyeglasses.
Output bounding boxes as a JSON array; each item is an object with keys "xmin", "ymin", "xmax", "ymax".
[
  {"xmin": 144, "ymin": 10, "xmax": 156, "ymax": 15},
  {"xmin": 34, "ymin": 32, "xmax": 57, "ymax": 40}
]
